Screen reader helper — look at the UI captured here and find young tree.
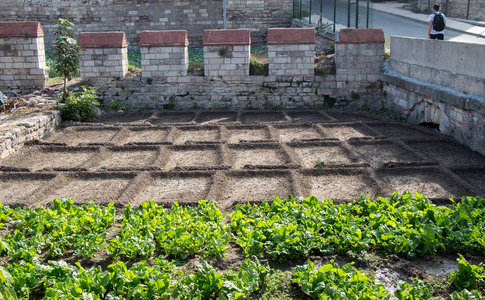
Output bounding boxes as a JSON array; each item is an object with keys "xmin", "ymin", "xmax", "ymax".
[{"xmin": 51, "ymin": 18, "xmax": 80, "ymax": 101}]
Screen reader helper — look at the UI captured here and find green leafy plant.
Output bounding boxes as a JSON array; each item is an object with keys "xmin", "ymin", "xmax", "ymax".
[
  {"xmin": 51, "ymin": 19, "xmax": 81, "ymax": 101},
  {"xmin": 395, "ymin": 278, "xmax": 434, "ymax": 300},
  {"xmin": 60, "ymin": 86, "xmax": 100, "ymax": 122},
  {"xmin": 0, "ymin": 266, "xmax": 17, "ymax": 300},
  {"xmin": 250, "ymin": 56, "xmax": 269, "ymax": 76},
  {"xmin": 292, "ymin": 260, "xmax": 390, "ymax": 299},
  {"xmin": 450, "ymin": 254, "xmax": 485, "ymax": 292}
]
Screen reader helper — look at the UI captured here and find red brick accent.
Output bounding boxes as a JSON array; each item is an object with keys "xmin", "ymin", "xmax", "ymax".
[
  {"xmin": 78, "ymin": 32, "xmax": 128, "ymax": 48},
  {"xmin": 140, "ymin": 30, "xmax": 188, "ymax": 47},
  {"xmin": 0, "ymin": 22, "xmax": 44, "ymax": 38},
  {"xmin": 203, "ymin": 29, "xmax": 251, "ymax": 46},
  {"xmin": 267, "ymin": 28, "xmax": 315, "ymax": 45},
  {"xmin": 338, "ymin": 29, "xmax": 385, "ymax": 44}
]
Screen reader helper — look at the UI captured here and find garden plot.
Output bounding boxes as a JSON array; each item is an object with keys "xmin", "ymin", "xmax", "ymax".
[
  {"xmin": 368, "ymin": 122, "xmax": 437, "ymax": 139},
  {"xmin": 286, "ymin": 110, "xmax": 332, "ymax": 123},
  {"xmin": 224, "ymin": 125, "xmax": 271, "ymax": 143},
  {"xmin": 130, "ymin": 172, "xmax": 214, "ymax": 206},
  {"xmin": 194, "ymin": 111, "xmax": 238, "ymax": 124},
  {"xmin": 40, "ymin": 173, "xmax": 134, "ymax": 206},
  {"xmin": 0, "ymin": 173, "xmax": 56, "ymax": 206},
  {"xmin": 286, "ymin": 141, "xmax": 359, "ymax": 168},
  {"xmin": 96, "ymin": 146, "xmax": 160, "ymax": 171},
  {"xmin": 172, "ymin": 126, "xmax": 221, "ymax": 144},
  {"xmin": 0, "ymin": 146, "xmax": 97, "ymax": 172},
  {"xmin": 216, "ymin": 170, "xmax": 295, "ymax": 206},
  {"xmin": 46, "ymin": 127, "xmax": 121, "ymax": 146},
  {"xmin": 377, "ymin": 167, "xmax": 473, "ymax": 201},
  {"xmin": 240, "ymin": 111, "xmax": 286, "ymax": 123},
  {"xmin": 0, "ymin": 110, "xmax": 484, "ymax": 208},
  {"xmin": 226, "ymin": 143, "xmax": 295, "ymax": 170},
  {"xmin": 162, "ymin": 145, "xmax": 224, "ymax": 171},
  {"xmin": 297, "ymin": 168, "xmax": 381, "ymax": 202},
  {"xmin": 406, "ymin": 140, "xmax": 485, "ymax": 167},
  {"xmin": 118, "ymin": 127, "xmax": 171, "ymax": 145},
  {"xmin": 273, "ymin": 124, "xmax": 326, "ymax": 142},
  {"xmin": 348, "ymin": 139, "xmax": 431, "ymax": 167},
  {"xmin": 451, "ymin": 168, "xmax": 485, "ymax": 194},
  {"xmin": 322, "ymin": 123, "xmax": 381, "ymax": 140}
]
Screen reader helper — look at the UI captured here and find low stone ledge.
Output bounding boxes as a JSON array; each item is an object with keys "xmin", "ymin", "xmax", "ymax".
[
  {"xmin": 78, "ymin": 32, "xmax": 128, "ymax": 48},
  {"xmin": 0, "ymin": 21, "xmax": 44, "ymax": 38},
  {"xmin": 383, "ymin": 61, "xmax": 485, "ymax": 114}
]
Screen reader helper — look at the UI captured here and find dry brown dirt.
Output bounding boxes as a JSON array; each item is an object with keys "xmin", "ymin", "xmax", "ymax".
[{"xmin": 1, "ymin": 109, "xmax": 484, "ymax": 211}]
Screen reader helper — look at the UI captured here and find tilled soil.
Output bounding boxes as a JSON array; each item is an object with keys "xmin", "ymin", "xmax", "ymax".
[{"xmin": 1, "ymin": 110, "xmax": 484, "ymax": 210}]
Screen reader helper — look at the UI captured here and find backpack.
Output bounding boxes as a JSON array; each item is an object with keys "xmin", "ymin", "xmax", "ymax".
[{"xmin": 433, "ymin": 13, "xmax": 445, "ymax": 31}]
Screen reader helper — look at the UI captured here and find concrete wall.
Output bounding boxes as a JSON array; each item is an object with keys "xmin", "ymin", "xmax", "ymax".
[
  {"xmin": 383, "ymin": 36, "xmax": 485, "ymax": 155},
  {"xmin": 390, "ymin": 36, "xmax": 485, "ymax": 97},
  {"xmin": 0, "ymin": 0, "xmax": 292, "ymax": 47}
]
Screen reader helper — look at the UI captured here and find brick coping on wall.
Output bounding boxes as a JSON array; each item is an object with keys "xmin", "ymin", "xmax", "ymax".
[
  {"xmin": 0, "ymin": 21, "xmax": 44, "ymax": 38},
  {"xmin": 267, "ymin": 28, "xmax": 315, "ymax": 45},
  {"xmin": 78, "ymin": 32, "xmax": 128, "ymax": 48},
  {"xmin": 338, "ymin": 28, "xmax": 385, "ymax": 44},
  {"xmin": 203, "ymin": 29, "xmax": 251, "ymax": 46},
  {"xmin": 140, "ymin": 30, "xmax": 188, "ymax": 48}
]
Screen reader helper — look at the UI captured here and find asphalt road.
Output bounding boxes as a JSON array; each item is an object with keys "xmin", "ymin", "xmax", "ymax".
[{"xmin": 297, "ymin": 0, "xmax": 483, "ymax": 43}]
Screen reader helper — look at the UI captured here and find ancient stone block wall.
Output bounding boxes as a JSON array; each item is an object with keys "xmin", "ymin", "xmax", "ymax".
[
  {"xmin": 334, "ymin": 29, "xmax": 385, "ymax": 107},
  {"xmin": 0, "ymin": 0, "xmax": 293, "ymax": 47},
  {"xmin": 78, "ymin": 32, "xmax": 129, "ymax": 79},
  {"xmin": 268, "ymin": 28, "xmax": 315, "ymax": 77},
  {"xmin": 0, "ymin": 22, "xmax": 48, "ymax": 93},
  {"xmin": 383, "ymin": 36, "xmax": 485, "ymax": 155}
]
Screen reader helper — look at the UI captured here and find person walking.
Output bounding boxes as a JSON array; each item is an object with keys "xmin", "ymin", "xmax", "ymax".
[{"xmin": 428, "ymin": 3, "xmax": 447, "ymax": 40}]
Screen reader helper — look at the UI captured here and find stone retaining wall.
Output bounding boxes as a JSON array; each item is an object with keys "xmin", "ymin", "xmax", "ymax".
[
  {"xmin": 383, "ymin": 36, "xmax": 485, "ymax": 155},
  {"xmin": 0, "ymin": 22, "xmax": 48, "ymax": 94},
  {"xmin": 0, "ymin": 112, "xmax": 61, "ymax": 159}
]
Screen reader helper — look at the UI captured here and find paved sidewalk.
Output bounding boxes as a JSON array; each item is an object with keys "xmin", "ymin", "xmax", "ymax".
[{"xmin": 372, "ymin": 1, "xmax": 485, "ymax": 39}]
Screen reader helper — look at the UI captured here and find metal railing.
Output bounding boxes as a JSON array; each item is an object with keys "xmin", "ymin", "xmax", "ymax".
[{"xmin": 293, "ymin": 0, "xmax": 373, "ymax": 33}]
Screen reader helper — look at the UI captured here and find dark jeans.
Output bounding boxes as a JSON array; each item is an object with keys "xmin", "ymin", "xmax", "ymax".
[{"xmin": 430, "ymin": 34, "xmax": 444, "ymax": 40}]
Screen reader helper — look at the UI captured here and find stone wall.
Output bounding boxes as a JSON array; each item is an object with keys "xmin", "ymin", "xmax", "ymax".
[
  {"xmin": 78, "ymin": 32, "xmax": 129, "ymax": 79},
  {"xmin": 0, "ymin": 112, "xmax": 61, "ymax": 159},
  {"xmin": 417, "ymin": 0, "xmax": 484, "ymax": 20},
  {"xmin": 0, "ymin": 21, "xmax": 48, "ymax": 93},
  {"xmin": 203, "ymin": 29, "xmax": 251, "ymax": 81},
  {"xmin": 0, "ymin": 0, "xmax": 293, "ymax": 47},
  {"xmin": 335, "ymin": 29, "xmax": 385, "ymax": 108},
  {"xmin": 86, "ymin": 75, "xmax": 338, "ymax": 111},
  {"xmin": 268, "ymin": 28, "xmax": 315, "ymax": 77},
  {"xmin": 383, "ymin": 36, "xmax": 485, "ymax": 155}
]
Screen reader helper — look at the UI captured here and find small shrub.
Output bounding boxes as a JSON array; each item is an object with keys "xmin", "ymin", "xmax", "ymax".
[
  {"xmin": 106, "ymin": 101, "xmax": 127, "ymax": 111},
  {"xmin": 60, "ymin": 86, "xmax": 100, "ymax": 122},
  {"xmin": 250, "ymin": 56, "xmax": 269, "ymax": 76}
]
